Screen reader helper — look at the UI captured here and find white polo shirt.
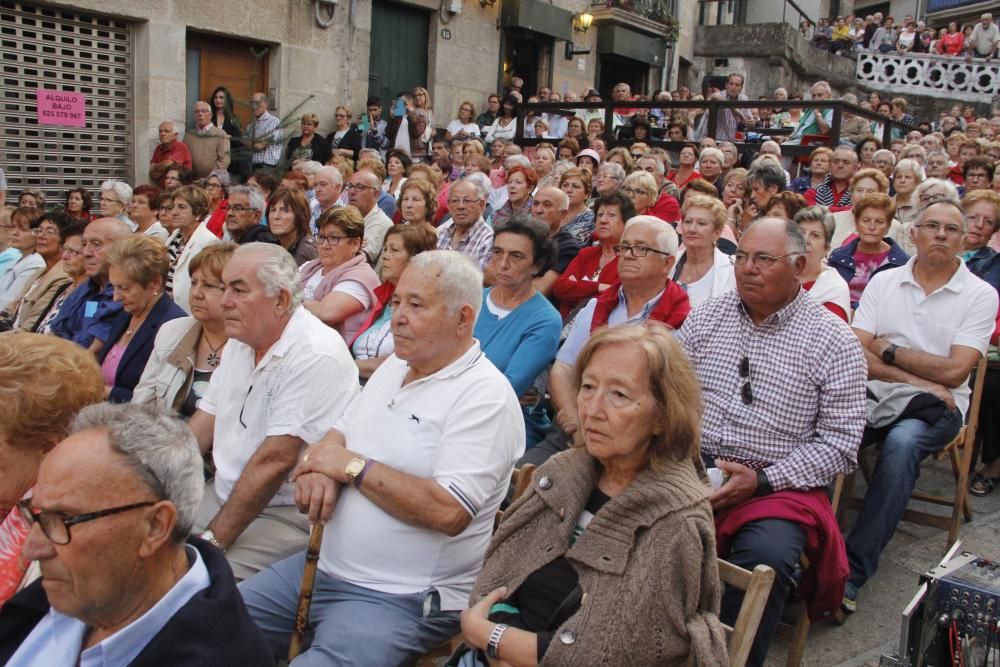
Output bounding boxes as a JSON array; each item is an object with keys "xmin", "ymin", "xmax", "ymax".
[
  {"xmin": 854, "ymin": 256, "xmax": 997, "ymax": 417},
  {"xmin": 200, "ymin": 306, "xmax": 359, "ymax": 506},
  {"xmin": 319, "ymin": 342, "xmax": 525, "ymax": 610}
]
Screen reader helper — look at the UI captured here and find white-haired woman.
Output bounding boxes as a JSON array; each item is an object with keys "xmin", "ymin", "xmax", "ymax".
[
  {"xmin": 100, "ymin": 179, "xmax": 135, "ymax": 231},
  {"xmin": 892, "ymin": 158, "xmax": 924, "ymax": 227}
]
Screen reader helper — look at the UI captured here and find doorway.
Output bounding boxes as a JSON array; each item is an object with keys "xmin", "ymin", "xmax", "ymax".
[
  {"xmin": 368, "ymin": 0, "xmax": 430, "ymax": 117},
  {"xmin": 502, "ymin": 29, "xmax": 552, "ymax": 97},
  {"xmin": 186, "ymin": 32, "xmax": 269, "ymax": 129},
  {"xmin": 598, "ymin": 55, "xmax": 648, "ymax": 98}
]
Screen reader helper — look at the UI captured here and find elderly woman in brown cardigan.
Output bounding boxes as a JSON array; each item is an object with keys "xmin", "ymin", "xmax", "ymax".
[{"xmin": 458, "ymin": 324, "xmax": 728, "ymax": 667}]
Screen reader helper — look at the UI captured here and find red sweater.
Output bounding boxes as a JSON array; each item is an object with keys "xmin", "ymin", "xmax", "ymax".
[
  {"xmin": 648, "ymin": 191, "xmax": 681, "ymax": 223},
  {"xmin": 552, "ymin": 247, "xmax": 620, "ymax": 318},
  {"xmin": 715, "ymin": 489, "xmax": 849, "ymax": 623},
  {"xmin": 150, "ymin": 141, "xmax": 193, "ymax": 170}
]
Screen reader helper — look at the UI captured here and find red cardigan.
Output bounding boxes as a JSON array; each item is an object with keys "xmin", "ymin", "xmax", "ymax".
[
  {"xmin": 552, "ymin": 247, "xmax": 620, "ymax": 318},
  {"xmin": 715, "ymin": 489, "xmax": 849, "ymax": 623}
]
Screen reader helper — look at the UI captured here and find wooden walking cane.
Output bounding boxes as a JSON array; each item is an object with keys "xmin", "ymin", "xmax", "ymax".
[{"xmin": 288, "ymin": 522, "xmax": 325, "ymax": 661}]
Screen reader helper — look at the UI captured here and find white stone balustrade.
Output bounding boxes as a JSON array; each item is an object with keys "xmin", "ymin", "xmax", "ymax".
[{"xmin": 856, "ymin": 51, "xmax": 1000, "ymax": 103}]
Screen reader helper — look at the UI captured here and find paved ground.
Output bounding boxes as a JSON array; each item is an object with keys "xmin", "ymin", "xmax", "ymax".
[{"xmin": 765, "ymin": 454, "xmax": 1000, "ymax": 667}]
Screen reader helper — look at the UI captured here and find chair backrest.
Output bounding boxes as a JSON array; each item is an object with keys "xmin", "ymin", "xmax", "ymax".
[
  {"xmin": 966, "ymin": 356, "xmax": 988, "ymax": 434},
  {"xmin": 512, "ymin": 463, "xmax": 536, "ymax": 502},
  {"xmin": 717, "ymin": 560, "xmax": 776, "ymax": 667}
]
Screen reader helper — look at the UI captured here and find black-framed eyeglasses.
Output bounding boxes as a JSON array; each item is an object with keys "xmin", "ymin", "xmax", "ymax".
[
  {"xmin": 729, "ymin": 252, "xmax": 803, "ymax": 269},
  {"xmin": 316, "ymin": 234, "xmax": 350, "ymax": 247},
  {"xmin": 18, "ymin": 500, "xmax": 156, "ymax": 546},
  {"xmin": 739, "ymin": 355, "xmax": 754, "ymax": 405},
  {"xmin": 612, "ymin": 244, "xmax": 671, "ymax": 258},
  {"xmin": 344, "ymin": 183, "xmax": 377, "ymax": 192}
]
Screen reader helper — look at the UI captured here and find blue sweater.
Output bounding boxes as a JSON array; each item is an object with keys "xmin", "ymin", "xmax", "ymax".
[{"xmin": 475, "ymin": 289, "xmax": 562, "ymax": 397}]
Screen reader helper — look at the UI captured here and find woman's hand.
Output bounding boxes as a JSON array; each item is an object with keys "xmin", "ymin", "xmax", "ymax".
[{"xmin": 461, "ymin": 586, "xmax": 508, "ymax": 650}]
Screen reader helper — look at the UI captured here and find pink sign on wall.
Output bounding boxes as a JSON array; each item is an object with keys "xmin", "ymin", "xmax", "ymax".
[{"xmin": 36, "ymin": 89, "xmax": 87, "ymax": 127}]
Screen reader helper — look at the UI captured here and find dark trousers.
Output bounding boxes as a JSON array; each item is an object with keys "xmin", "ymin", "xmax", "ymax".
[
  {"xmin": 720, "ymin": 518, "xmax": 807, "ymax": 667},
  {"xmin": 976, "ymin": 367, "xmax": 1000, "ymax": 466},
  {"xmin": 516, "ymin": 425, "xmax": 570, "ymax": 468}
]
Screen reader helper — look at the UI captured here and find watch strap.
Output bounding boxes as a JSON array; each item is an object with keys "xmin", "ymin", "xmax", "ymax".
[
  {"xmin": 487, "ymin": 623, "xmax": 509, "ymax": 659},
  {"xmin": 754, "ymin": 469, "xmax": 773, "ymax": 497},
  {"xmin": 354, "ymin": 458, "xmax": 376, "ymax": 489}
]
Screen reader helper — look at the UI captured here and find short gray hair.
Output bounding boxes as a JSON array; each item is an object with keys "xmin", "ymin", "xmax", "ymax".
[
  {"xmin": 637, "ymin": 155, "xmax": 666, "ymax": 176},
  {"xmin": 916, "ymin": 199, "xmax": 967, "ymax": 231},
  {"xmin": 623, "ymin": 215, "xmax": 679, "ymax": 256},
  {"xmin": 316, "ymin": 165, "xmax": 344, "ymax": 185},
  {"xmin": 746, "ymin": 160, "xmax": 785, "ymax": 191},
  {"xmin": 699, "ymin": 147, "xmax": 725, "ymax": 164},
  {"xmin": 101, "ymin": 179, "xmax": 133, "ymax": 206},
  {"xmin": 598, "ymin": 162, "xmax": 626, "ymax": 181},
  {"xmin": 505, "ymin": 155, "xmax": 531, "ymax": 170},
  {"xmin": 298, "ymin": 160, "xmax": 323, "ymax": 175},
  {"xmin": 793, "ymin": 205, "xmax": 836, "ymax": 247},
  {"xmin": 872, "ymin": 149, "xmax": 896, "ymax": 165},
  {"xmin": 915, "ymin": 177, "xmax": 961, "ymax": 207},
  {"xmin": 227, "ymin": 185, "xmax": 265, "ymax": 212},
  {"xmin": 207, "ymin": 169, "xmax": 232, "ymax": 189},
  {"xmin": 461, "ymin": 172, "xmax": 492, "ymax": 200},
  {"xmin": 237, "ymin": 243, "xmax": 304, "ymax": 311},
  {"xmin": 70, "ymin": 403, "xmax": 204, "ymax": 541},
  {"xmin": 894, "ymin": 158, "xmax": 925, "ymax": 181},
  {"xmin": 407, "ymin": 250, "xmax": 483, "ymax": 326}
]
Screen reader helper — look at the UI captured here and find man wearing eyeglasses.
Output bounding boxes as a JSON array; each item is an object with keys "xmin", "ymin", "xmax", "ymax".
[
  {"xmin": 520, "ymin": 216, "xmax": 689, "ymax": 468},
  {"xmin": 0, "ymin": 404, "xmax": 273, "ymax": 666},
  {"xmin": 187, "ymin": 101, "xmax": 231, "ymax": 180},
  {"xmin": 187, "ymin": 243, "xmax": 359, "ymax": 580},
  {"xmin": 225, "ymin": 186, "xmax": 279, "ymax": 245},
  {"xmin": 50, "ymin": 217, "xmax": 132, "ymax": 351},
  {"xmin": 345, "ymin": 169, "xmax": 392, "ymax": 265},
  {"xmin": 676, "ymin": 217, "xmax": 867, "ymax": 667},
  {"xmin": 842, "ymin": 201, "xmax": 997, "ymax": 614},
  {"xmin": 437, "ymin": 179, "xmax": 495, "ymax": 271}
]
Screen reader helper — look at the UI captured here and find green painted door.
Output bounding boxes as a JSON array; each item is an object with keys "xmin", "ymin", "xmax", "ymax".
[{"xmin": 368, "ymin": 0, "xmax": 430, "ymax": 116}]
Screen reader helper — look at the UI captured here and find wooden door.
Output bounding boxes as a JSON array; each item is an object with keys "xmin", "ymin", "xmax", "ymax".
[
  {"xmin": 368, "ymin": 0, "xmax": 429, "ymax": 117},
  {"xmin": 189, "ymin": 33, "xmax": 269, "ymax": 128}
]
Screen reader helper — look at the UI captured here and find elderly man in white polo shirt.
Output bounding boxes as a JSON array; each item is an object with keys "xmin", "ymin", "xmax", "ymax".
[
  {"xmin": 843, "ymin": 200, "xmax": 998, "ymax": 613},
  {"xmin": 188, "ymin": 242, "xmax": 359, "ymax": 580},
  {"xmin": 239, "ymin": 250, "xmax": 525, "ymax": 665}
]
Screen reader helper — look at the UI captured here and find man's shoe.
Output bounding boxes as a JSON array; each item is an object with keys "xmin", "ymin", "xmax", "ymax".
[{"xmin": 841, "ymin": 582, "xmax": 858, "ymax": 614}]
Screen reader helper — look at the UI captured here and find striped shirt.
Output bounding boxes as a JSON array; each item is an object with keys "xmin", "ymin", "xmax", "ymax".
[
  {"xmin": 247, "ymin": 111, "xmax": 283, "ymax": 166},
  {"xmin": 436, "ymin": 217, "xmax": 494, "ymax": 270},
  {"xmin": 675, "ymin": 289, "xmax": 867, "ymax": 491}
]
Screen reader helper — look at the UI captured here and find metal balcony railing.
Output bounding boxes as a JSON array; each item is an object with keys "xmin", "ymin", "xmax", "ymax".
[
  {"xmin": 856, "ymin": 51, "xmax": 1000, "ymax": 102},
  {"xmin": 514, "ymin": 99, "xmax": 916, "ymax": 160},
  {"xmin": 591, "ymin": 0, "xmax": 675, "ymax": 23}
]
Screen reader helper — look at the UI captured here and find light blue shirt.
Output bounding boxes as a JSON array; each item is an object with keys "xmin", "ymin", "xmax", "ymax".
[
  {"xmin": 557, "ymin": 286, "xmax": 664, "ymax": 366},
  {"xmin": 0, "ymin": 247, "xmax": 21, "ymax": 280},
  {"xmin": 7, "ymin": 545, "xmax": 210, "ymax": 667}
]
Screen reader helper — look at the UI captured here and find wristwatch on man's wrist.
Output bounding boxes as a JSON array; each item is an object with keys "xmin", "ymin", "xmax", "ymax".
[
  {"xmin": 344, "ymin": 457, "xmax": 367, "ymax": 486},
  {"xmin": 881, "ymin": 343, "xmax": 899, "ymax": 365},
  {"xmin": 754, "ymin": 470, "xmax": 773, "ymax": 497}
]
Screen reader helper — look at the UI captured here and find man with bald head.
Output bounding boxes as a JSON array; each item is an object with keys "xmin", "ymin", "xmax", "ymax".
[
  {"xmin": 677, "ymin": 218, "xmax": 867, "ymax": 666},
  {"xmin": 149, "ymin": 121, "xmax": 192, "ymax": 184},
  {"xmin": 186, "ymin": 101, "xmax": 231, "ymax": 179},
  {"xmin": 530, "ymin": 186, "xmax": 580, "ymax": 296},
  {"xmin": 50, "ymin": 217, "xmax": 131, "ymax": 350}
]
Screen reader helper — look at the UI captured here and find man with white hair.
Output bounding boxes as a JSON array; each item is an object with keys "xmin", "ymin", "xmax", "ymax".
[
  {"xmin": 437, "ymin": 178, "xmax": 494, "ymax": 270},
  {"xmin": 187, "ymin": 100, "xmax": 231, "ymax": 179},
  {"xmin": 530, "ymin": 186, "xmax": 581, "ymax": 296},
  {"xmin": 785, "ymin": 81, "xmax": 833, "ymax": 145},
  {"xmin": 0, "ymin": 404, "xmax": 273, "ymax": 665},
  {"xmin": 966, "ymin": 13, "xmax": 999, "ymax": 60},
  {"xmin": 149, "ymin": 120, "xmax": 192, "ymax": 184},
  {"xmin": 188, "ymin": 243, "xmax": 359, "ymax": 580},
  {"xmin": 241, "ymin": 250, "xmax": 524, "ymax": 664},
  {"xmin": 520, "ymin": 215, "xmax": 690, "ymax": 467},
  {"xmin": 635, "ymin": 155, "xmax": 682, "ymax": 222},
  {"xmin": 312, "ymin": 165, "xmax": 344, "ymax": 233},
  {"xmin": 225, "ymin": 186, "xmax": 279, "ymax": 245}
]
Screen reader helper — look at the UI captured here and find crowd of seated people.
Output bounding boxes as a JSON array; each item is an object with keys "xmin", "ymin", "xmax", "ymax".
[{"xmin": 2, "ymin": 70, "xmax": 1000, "ymax": 667}]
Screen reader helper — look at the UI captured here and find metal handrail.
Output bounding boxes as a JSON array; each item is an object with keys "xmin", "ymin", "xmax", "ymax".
[
  {"xmin": 697, "ymin": 0, "xmax": 815, "ymax": 28},
  {"xmin": 514, "ymin": 99, "xmax": 918, "ymax": 158}
]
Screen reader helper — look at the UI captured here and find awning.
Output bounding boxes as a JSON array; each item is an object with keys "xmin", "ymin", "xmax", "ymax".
[
  {"xmin": 501, "ymin": 0, "xmax": 573, "ymax": 42},
  {"xmin": 597, "ymin": 24, "xmax": 666, "ymax": 66}
]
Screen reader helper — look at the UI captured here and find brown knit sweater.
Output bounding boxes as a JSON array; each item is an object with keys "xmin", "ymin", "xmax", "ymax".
[{"xmin": 472, "ymin": 447, "xmax": 729, "ymax": 666}]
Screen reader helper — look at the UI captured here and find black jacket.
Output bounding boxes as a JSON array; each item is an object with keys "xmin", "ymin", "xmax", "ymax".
[
  {"xmin": 326, "ymin": 125, "xmax": 364, "ymax": 162},
  {"xmin": 97, "ymin": 293, "xmax": 187, "ymax": 403},
  {"xmin": 0, "ymin": 538, "xmax": 275, "ymax": 666}
]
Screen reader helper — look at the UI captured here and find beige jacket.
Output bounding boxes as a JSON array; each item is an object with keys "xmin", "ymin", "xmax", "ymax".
[
  {"xmin": 132, "ymin": 317, "xmax": 204, "ymax": 413},
  {"xmin": 7, "ymin": 261, "xmax": 71, "ymax": 332}
]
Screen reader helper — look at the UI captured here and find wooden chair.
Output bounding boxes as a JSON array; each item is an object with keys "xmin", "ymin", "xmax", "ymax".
[
  {"xmin": 839, "ymin": 356, "xmax": 988, "ymax": 549},
  {"xmin": 718, "ymin": 561, "xmax": 777, "ymax": 667},
  {"xmin": 779, "ymin": 476, "xmax": 846, "ymax": 667}
]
